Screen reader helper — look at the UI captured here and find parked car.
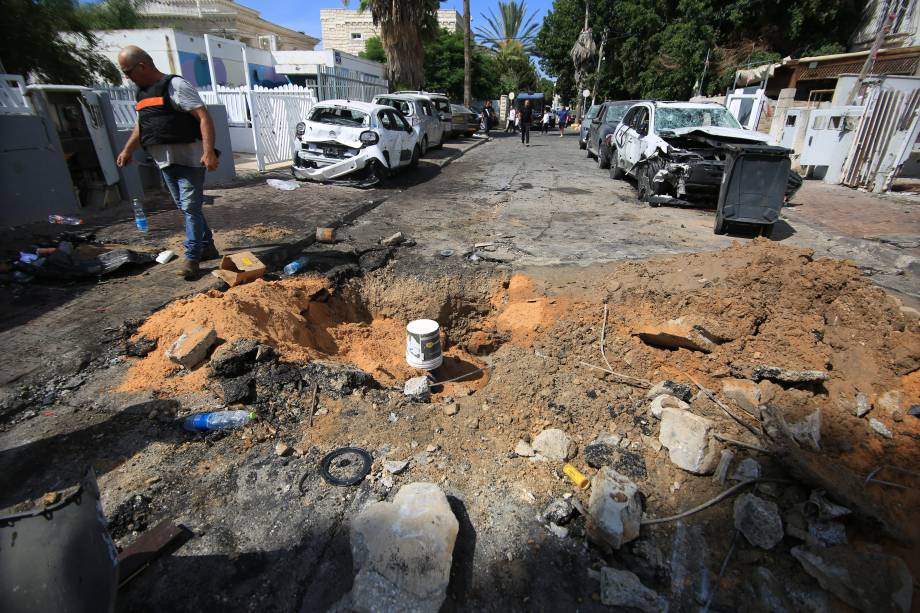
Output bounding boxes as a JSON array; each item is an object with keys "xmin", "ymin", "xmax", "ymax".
[
  {"xmin": 291, "ymin": 100, "xmax": 419, "ymax": 185},
  {"xmin": 585, "ymin": 100, "xmax": 641, "ymax": 167},
  {"xmin": 395, "ymin": 91, "xmax": 453, "ymax": 140},
  {"xmin": 608, "ymin": 101, "xmax": 802, "ymax": 208},
  {"xmin": 450, "ymin": 104, "xmax": 479, "ymax": 136},
  {"xmin": 579, "ymin": 104, "xmax": 601, "ymax": 149},
  {"xmin": 373, "ymin": 93, "xmax": 444, "ymax": 154}
]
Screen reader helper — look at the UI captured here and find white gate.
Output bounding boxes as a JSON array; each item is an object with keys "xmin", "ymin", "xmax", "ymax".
[
  {"xmin": 726, "ymin": 89, "xmax": 767, "ymax": 131},
  {"xmin": 249, "ymin": 85, "xmax": 317, "ymax": 167},
  {"xmin": 799, "ymin": 106, "xmax": 864, "ymax": 183}
]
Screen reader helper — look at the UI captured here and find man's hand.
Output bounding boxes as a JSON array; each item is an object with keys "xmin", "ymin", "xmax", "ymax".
[
  {"xmin": 116, "ymin": 150, "xmax": 132, "ymax": 167},
  {"xmin": 201, "ymin": 149, "xmax": 219, "ymax": 171}
]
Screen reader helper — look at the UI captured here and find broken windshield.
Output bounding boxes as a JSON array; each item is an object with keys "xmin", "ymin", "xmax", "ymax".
[
  {"xmin": 308, "ymin": 106, "xmax": 369, "ymax": 128},
  {"xmin": 603, "ymin": 104, "xmax": 631, "ymax": 123},
  {"xmin": 655, "ymin": 106, "xmax": 741, "ymax": 131}
]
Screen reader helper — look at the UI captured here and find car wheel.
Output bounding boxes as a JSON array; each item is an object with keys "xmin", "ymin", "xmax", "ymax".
[
  {"xmin": 586, "ymin": 144, "xmax": 595, "ymax": 160},
  {"xmin": 579, "ymin": 139, "xmax": 587, "ymax": 150},
  {"xmin": 714, "ymin": 212, "xmax": 727, "ymax": 235},
  {"xmin": 367, "ymin": 159, "xmax": 388, "ymax": 184},
  {"xmin": 408, "ymin": 145, "xmax": 420, "ymax": 170},
  {"xmin": 420, "ymin": 136, "xmax": 428, "ymax": 155},
  {"xmin": 638, "ymin": 160, "xmax": 663, "ymax": 206},
  {"xmin": 609, "ymin": 149, "xmax": 625, "ymax": 180},
  {"xmin": 597, "ymin": 143, "xmax": 611, "ymax": 169}
]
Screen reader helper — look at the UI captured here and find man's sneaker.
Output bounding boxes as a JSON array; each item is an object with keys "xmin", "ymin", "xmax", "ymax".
[
  {"xmin": 180, "ymin": 259, "xmax": 200, "ymax": 281},
  {"xmin": 200, "ymin": 243, "xmax": 220, "ymax": 261}
]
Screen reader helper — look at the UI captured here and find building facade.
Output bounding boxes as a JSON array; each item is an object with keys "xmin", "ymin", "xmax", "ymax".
[
  {"xmin": 138, "ymin": 0, "xmax": 319, "ymax": 51},
  {"xmin": 320, "ymin": 9, "xmax": 462, "ymax": 56}
]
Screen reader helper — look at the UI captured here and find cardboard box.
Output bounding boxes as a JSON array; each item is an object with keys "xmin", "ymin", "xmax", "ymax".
[{"xmin": 211, "ymin": 251, "xmax": 266, "ymax": 286}]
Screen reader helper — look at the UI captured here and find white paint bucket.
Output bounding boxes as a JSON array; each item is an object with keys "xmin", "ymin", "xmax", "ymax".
[{"xmin": 405, "ymin": 319, "xmax": 443, "ymax": 370}]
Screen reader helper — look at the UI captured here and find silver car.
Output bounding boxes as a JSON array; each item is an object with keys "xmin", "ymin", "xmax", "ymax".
[
  {"xmin": 373, "ymin": 93, "xmax": 445, "ymax": 154},
  {"xmin": 396, "ymin": 91, "xmax": 453, "ymax": 139}
]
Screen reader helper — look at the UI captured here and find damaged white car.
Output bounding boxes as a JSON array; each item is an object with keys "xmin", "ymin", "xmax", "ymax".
[
  {"xmin": 292, "ymin": 100, "xmax": 420, "ymax": 185},
  {"xmin": 609, "ymin": 101, "xmax": 802, "ymax": 206}
]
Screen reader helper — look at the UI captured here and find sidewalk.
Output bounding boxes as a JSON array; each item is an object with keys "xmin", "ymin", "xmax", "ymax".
[{"xmin": 0, "ymin": 137, "xmax": 486, "ymax": 391}]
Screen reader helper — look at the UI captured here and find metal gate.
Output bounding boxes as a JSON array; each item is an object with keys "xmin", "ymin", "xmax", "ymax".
[
  {"xmin": 249, "ymin": 85, "xmax": 317, "ymax": 167},
  {"xmin": 799, "ymin": 106, "xmax": 864, "ymax": 183},
  {"xmin": 841, "ymin": 87, "xmax": 920, "ymax": 192},
  {"xmin": 726, "ymin": 88, "xmax": 768, "ymax": 131}
]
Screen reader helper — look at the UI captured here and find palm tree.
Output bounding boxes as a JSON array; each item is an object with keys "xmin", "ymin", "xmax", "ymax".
[
  {"xmin": 343, "ymin": 0, "xmax": 439, "ymax": 89},
  {"xmin": 475, "ymin": 0, "xmax": 540, "ymax": 53}
]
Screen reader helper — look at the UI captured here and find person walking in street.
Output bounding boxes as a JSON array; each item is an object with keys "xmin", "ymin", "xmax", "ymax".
[
  {"xmin": 541, "ymin": 108, "xmax": 551, "ymax": 134},
  {"xmin": 505, "ymin": 106, "xmax": 517, "ymax": 133},
  {"xmin": 519, "ymin": 100, "xmax": 533, "ymax": 146},
  {"xmin": 481, "ymin": 100, "xmax": 495, "ymax": 137},
  {"xmin": 558, "ymin": 106, "xmax": 569, "ymax": 137},
  {"xmin": 115, "ymin": 45, "xmax": 219, "ymax": 281}
]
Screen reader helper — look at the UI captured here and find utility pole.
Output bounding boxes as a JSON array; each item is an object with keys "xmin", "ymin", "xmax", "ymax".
[
  {"xmin": 846, "ymin": 0, "xmax": 896, "ymax": 106},
  {"xmin": 463, "ymin": 0, "xmax": 471, "ymax": 107},
  {"xmin": 695, "ymin": 48, "xmax": 710, "ymax": 98}
]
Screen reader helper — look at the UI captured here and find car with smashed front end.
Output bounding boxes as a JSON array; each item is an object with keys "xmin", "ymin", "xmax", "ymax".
[
  {"xmin": 608, "ymin": 101, "xmax": 801, "ymax": 207},
  {"xmin": 292, "ymin": 100, "xmax": 420, "ymax": 186}
]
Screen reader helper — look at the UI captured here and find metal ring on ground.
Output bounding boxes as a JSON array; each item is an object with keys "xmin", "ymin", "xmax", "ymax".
[{"xmin": 319, "ymin": 447, "xmax": 373, "ymax": 487}]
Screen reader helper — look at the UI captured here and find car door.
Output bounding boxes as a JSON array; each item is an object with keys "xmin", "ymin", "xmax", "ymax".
[
  {"xmin": 376, "ymin": 110, "xmax": 401, "ymax": 167},
  {"xmin": 588, "ymin": 104, "xmax": 607, "ymax": 155},
  {"xmin": 614, "ymin": 107, "xmax": 640, "ymax": 169},
  {"xmin": 419, "ymin": 100, "xmax": 440, "ymax": 144},
  {"xmin": 630, "ymin": 106, "xmax": 651, "ymax": 163}
]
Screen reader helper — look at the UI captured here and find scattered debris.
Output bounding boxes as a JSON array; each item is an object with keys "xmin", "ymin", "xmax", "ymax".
[
  {"xmin": 41, "ymin": 491, "xmax": 61, "ymax": 505},
  {"xmin": 855, "ymin": 393, "xmax": 871, "ymax": 417},
  {"xmin": 209, "ymin": 338, "xmax": 272, "ymax": 377},
  {"xmin": 791, "ymin": 546, "xmax": 913, "ymax": 613},
  {"xmin": 531, "ymin": 428, "xmax": 573, "ymax": 461},
  {"xmin": 908, "ymin": 405, "xmax": 920, "ymax": 418},
  {"xmin": 658, "ymin": 408, "xmax": 722, "ymax": 474},
  {"xmin": 165, "ymin": 326, "xmax": 216, "ymax": 369},
  {"xmin": 713, "ymin": 449, "xmax": 734, "ymax": 484},
  {"xmin": 584, "ymin": 432, "xmax": 621, "ymax": 467},
  {"xmin": 751, "ymin": 366, "xmax": 828, "ymax": 384},
  {"xmin": 563, "ymin": 463, "xmax": 590, "ymax": 489},
  {"xmin": 345, "ymin": 483, "xmax": 458, "ymax": 613},
  {"xmin": 266, "ymin": 178, "xmax": 300, "ymax": 190},
  {"xmin": 211, "ymin": 251, "xmax": 266, "ymax": 287},
  {"xmin": 734, "ymin": 493, "xmax": 783, "ymax": 550},
  {"xmin": 384, "ymin": 459, "xmax": 409, "ymax": 475},
  {"xmin": 108, "ymin": 494, "xmax": 152, "ymax": 541},
  {"xmin": 600, "ymin": 567, "xmax": 668, "ymax": 612},
  {"xmin": 648, "ymin": 394, "xmax": 689, "ymax": 419},
  {"xmin": 721, "ymin": 379, "xmax": 762, "ymax": 415},
  {"xmin": 514, "ymin": 440, "xmax": 535, "ymax": 457},
  {"xmin": 646, "ymin": 380, "xmax": 694, "ymax": 403},
  {"xmin": 876, "ymin": 390, "xmax": 904, "ymax": 422},
  {"xmin": 869, "ymin": 418, "xmax": 893, "ymax": 439},
  {"xmin": 587, "ymin": 467, "xmax": 642, "ymax": 551},
  {"xmin": 634, "ymin": 317, "xmax": 722, "ymax": 353},
  {"xmin": 125, "ymin": 335, "xmax": 157, "ymax": 357},
  {"xmin": 381, "ymin": 232, "xmax": 405, "ymax": 247},
  {"xmin": 730, "ymin": 458, "xmax": 761, "ymax": 482},
  {"xmin": 403, "ymin": 376, "xmax": 431, "ymax": 401},
  {"xmin": 319, "ymin": 447, "xmax": 373, "ymax": 486},
  {"xmin": 789, "ymin": 409, "xmax": 822, "ymax": 451},
  {"xmin": 542, "ymin": 498, "xmax": 578, "ymax": 526},
  {"xmin": 275, "ymin": 442, "xmax": 291, "ymax": 457}
]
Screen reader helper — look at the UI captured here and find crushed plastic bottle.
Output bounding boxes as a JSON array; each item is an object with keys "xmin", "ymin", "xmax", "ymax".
[
  {"xmin": 48, "ymin": 214, "xmax": 84, "ymax": 225},
  {"xmin": 183, "ymin": 410, "xmax": 256, "ymax": 432},
  {"xmin": 132, "ymin": 198, "xmax": 149, "ymax": 233},
  {"xmin": 283, "ymin": 256, "xmax": 309, "ymax": 276}
]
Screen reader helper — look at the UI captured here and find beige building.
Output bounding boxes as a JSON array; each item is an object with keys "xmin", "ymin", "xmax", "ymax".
[
  {"xmin": 138, "ymin": 0, "xmax": 319, "ymax": 51},
  {"xmin": 320, "ymin": 9, "xmax": 462, "ymax": 56}
]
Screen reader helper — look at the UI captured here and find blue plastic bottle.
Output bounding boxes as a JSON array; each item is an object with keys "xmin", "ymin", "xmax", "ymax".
[
  {"xmin": 132, "ymin": 198, "xmax": 149, "ymax": 233},
  {"xmin": 283, "ymin": 256, "xmax": 309, "ymax": 276},
  {"xmin": 183, "ymin": 410, "xmax": 256, "ymax": 432}
]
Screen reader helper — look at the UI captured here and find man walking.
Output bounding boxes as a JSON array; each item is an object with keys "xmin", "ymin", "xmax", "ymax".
[
  {"xmin": 481, "ymin": 100, "xmax": 495, "ymax": 137},
  {"xmin": 519, "ymin": 100, "xmax": 533, "ymax": 146},
  {"xmin": 505, "ymin": 106, "xmax": 517, "ymax": 133},
  {"xmin": 115, "ymin": 45, "xmax": 219, "ymax": 281},
  {"xmin": 558, "ymin": 106, "xmax": 569, "ymax": 137}
]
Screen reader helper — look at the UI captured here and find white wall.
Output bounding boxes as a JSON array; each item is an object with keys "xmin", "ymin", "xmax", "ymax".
[
  {"xmin": 273, "ymin": 49, "xmax": 385, "ymax": 80},
  {"xmin": 833, "ymin": 74, "xmax": 920, "ymax": 105}
]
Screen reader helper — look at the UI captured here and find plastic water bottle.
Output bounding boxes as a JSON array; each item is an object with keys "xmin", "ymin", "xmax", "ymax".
[
  {"xmin": 132, "ymin": 198, "xmax": 149, "ymax": 233},
  {"xmin": 183, "ymin": 410, "xmax": 256, "ymax": 432},
  {"xmin": 48, "ymin": 214, "xmax": 84, "ymax": 225},
  {"xmin": 283, "ymin": 256, "xmax": 309, "ymax": 276}
]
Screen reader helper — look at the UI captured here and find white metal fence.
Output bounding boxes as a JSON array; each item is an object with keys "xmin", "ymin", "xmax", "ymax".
[{"xmin": 305, "ymin": 66, "xmax": 389, "ymax": 103}]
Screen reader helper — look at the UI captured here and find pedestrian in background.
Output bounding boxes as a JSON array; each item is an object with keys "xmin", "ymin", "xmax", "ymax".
[
  {"xmin": 505, "ymin": 106, "xmax": 517, "ymax": 133},
  {"xmin": 481, "ymin": 100, "xmax": 495, "ymax": 137},
  {"xmin": 115, "ymin": 45, "xmax": 220, "ymax": 281},
  {"xmin": 558, "ymin": 106, "xmax": 569, "ymax": 137},
  {"xmin": 541, "ymin": 108, "xmax": 551, "ymax": 134},
  {"xmin": 520, "ymin": 100, "xmax": 533, "ymax": 146}
]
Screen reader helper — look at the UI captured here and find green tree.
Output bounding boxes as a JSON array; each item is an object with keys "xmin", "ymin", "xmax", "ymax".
[
  {"xmin": 493, "ymin": 46, "xmax": 540, "ymax": 95},
  {"xmin": 0, "ymin": 0, "xmax": 132, "ymax": 85},
  {"xmin": 76, "ymin": 0, "xmax": 144, "ymax": 30},
  {"xmin": 359, "ymin": 36, "xmax": 387, "ymax": 63},
  {"xmin": 476, "ymin": 0, "xmax": 541, "ymax": 53},
  {"xmin": 423, "ymin": 28, "xmax": 500, "ymax": 101}
]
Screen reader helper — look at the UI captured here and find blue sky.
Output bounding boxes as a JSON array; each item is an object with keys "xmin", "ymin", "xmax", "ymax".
[{"xmin": 245, "ymin": 0, "xmax": 556, "ymax": 46}]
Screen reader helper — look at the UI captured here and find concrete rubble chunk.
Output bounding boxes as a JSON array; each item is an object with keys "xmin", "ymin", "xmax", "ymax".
[
  {"xmin": 587, "ymin": 467, "xmax": 642, "ymax": 551},
  {"xmin": 347, "ymin": 482, "xmax": 459, "ymax": 613},
  {"xmin": 877, "ymin": 390, "xmax": 904, "ymax": 422},
  {"xmin": 721, "ymin": 378, "xmax": 763, "ymax": 415},
  {"xmin": 274, "ymin": 442, "xmax": 291, "ymax": 457},
  {"xmin": 514, "ymin": 440, "xmax": 535, "ymax": 457},
  {"xmin": 646, "ymin": 380, "xmax": 694, "ymax": 403},
  {"xmin": 869, "ymin": 418, "xmax": 893, "ymax": 438},
  {"xmin": 730, "ymin": 457, "xmax": 761, "ymax": 482},
  {"xmin": 541, "ymin": 498, "xmax": 577, "ymax": 526},
  {"xmin": 658, "ymin": 407, "xmax": 722, "ymax": 474},
  {"xmin": 855, "ymin": 393, "xmax": 871, "ymax": 417},
  {"xmin": 734, "ymin": 493, "xmax": 784, "ymax": 550},
  {"xmin": 789, "ymin": 409, "xmax": 822, "ymax": 451},
  {"xmin": 791, "ymin": 546, "xmax": 913, "ymax": 613},
  {"xmin": 531, "ymin": 428, "xmax": 572, "ymax": 461},
  {"xmin": 381, "ymin": 231, "xmax": 405, "ymax": 246},
  {"xmin": 808, "ymin": 520, "xmax": 848, "ymax": 547},
  {"xmin": 713, "ymin": 449, "xmax": 734, "ymax": 484},
  {"xmin": 751, "ymin": 366, "xmax": 828, "ymax": 384},
  {"xmin": 648, "ymin": 394, "xmax": 690, "ymax": 419},
  {"xmin": 403, "ymin": 376, "xmax": 431, "ymax": 402},
  {"xmin": 584, "ymin": 433, "xmax": 621, "ymax": 468},
  {"xmin": 600, "ymin": 567, "xmax": 669, "ymax": 612},
  {"xmin": 384, "ymin": 459, "xmax": 409, "ymax": 474},
  {"xmin": 165, "ymin": 326, "xmax": 216, "ymax": 369},
  {"xmin": 209, "ymin": 338, "xmax": 265, "ymax": 377},
  {"xmin": 634, "ymin": 317, "xmax": 722, "ymax": 353}
]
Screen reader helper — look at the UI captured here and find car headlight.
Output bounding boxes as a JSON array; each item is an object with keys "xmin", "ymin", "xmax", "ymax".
[
  {"xmin": 359, "ymin": 131, "xmax": 379, "ymax": 145},
  {"xmin": 295, "ymin": 122, "xmax": 305, "ymax": 136}
]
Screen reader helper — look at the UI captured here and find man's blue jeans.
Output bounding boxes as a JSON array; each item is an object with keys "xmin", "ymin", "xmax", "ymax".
[{"xmin": 160, "ymin": 164, "xmax": 212, "ymax": 261}]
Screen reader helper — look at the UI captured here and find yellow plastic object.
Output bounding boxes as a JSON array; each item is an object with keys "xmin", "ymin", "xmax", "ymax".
[{"xmin": 563, "ymin": 463, "xmax": 590, "ymax": 489}]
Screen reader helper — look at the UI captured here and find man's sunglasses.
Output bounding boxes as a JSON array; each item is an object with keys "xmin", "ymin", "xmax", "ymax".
[{"xmin": 122, "ymin": 62, "xmax": 143, "ymax": 76}]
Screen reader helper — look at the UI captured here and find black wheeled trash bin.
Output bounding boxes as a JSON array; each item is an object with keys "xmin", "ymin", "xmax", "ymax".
[{"xmin": 714, "ymin": 144, "xmax": 792, "ymax": 238}]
